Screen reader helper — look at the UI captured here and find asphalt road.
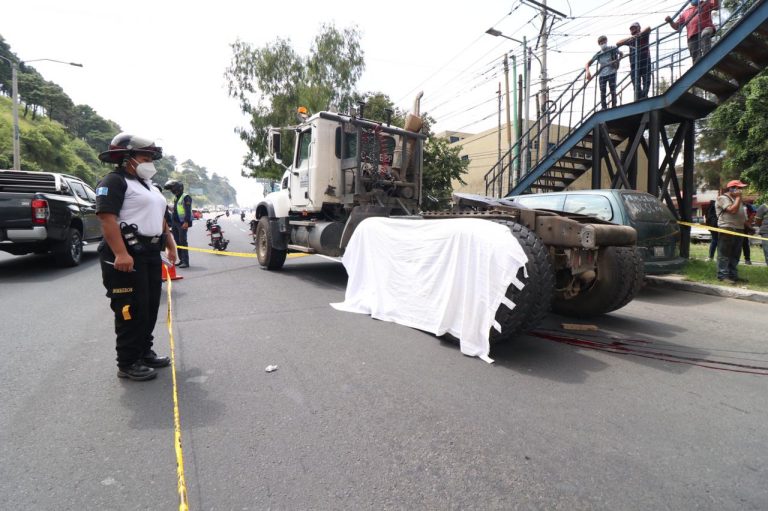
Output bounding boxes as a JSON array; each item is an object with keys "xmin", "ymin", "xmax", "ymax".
[{"xmin": 1, "ymin": 214, "xmax": 766, "ymax": 510}]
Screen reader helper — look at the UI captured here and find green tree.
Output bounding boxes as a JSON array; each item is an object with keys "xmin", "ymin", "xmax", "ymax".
[
  {"xmin": 352, "ymin": 91, "xmax": 406, "ymax": 126},
  {"xmin": 699, "ymin": 71, "xmax": 768, "ymax": 199},
  {"xmin": 422, "ymin": 136, "xmax": 468, "ymax": 211},
  {"xmin": 225, "ymin": 23, "xmax": 364, "ymax": 180},
  {"xmin": 353, "ymin": 92, "xmax": 468, "ymax": 210}
]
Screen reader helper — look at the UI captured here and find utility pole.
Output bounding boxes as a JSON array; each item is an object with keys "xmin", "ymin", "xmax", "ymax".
[
  {"xmin": 503, "ymin": 55, "xmax": 513, "ymax": 193},
  {"xmin": 10, "ymin": 62, "xmax": 19, "ymax": 170},
  {"xmin": 526, "ymin": 0, "xmax": 566, "ymax": 162},
  {"xmin": 540, "ymin": 0, "xmax": 549, "ymax": 158},
  {"xmin": 523, "ymin": 36, "xmax": 530, "ymax": 176},
  {"xmin": 517, "ymin": 73, "xmax": 523, "ymax": 186},
  {"xmin": 497, "ymin": 82, "xmax": 502, "ymax": 169},
  {"xmin": 503, "ymin": 55, "xmax": 512, "ymax": 153}
]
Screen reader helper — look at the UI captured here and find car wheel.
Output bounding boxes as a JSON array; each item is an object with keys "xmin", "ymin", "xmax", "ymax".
[
  {"xmin": 54, "ymin": 227, "xmax": 83, "ymax": 267},
  {"xmin": 256, "ymin": 217, "xmax": 286, "ymax": 270}
]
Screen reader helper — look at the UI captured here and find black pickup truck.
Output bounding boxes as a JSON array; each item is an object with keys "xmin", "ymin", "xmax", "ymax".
[{"xmin": 0, "ymin": 169, "xmax": 103, "ymax": 266}]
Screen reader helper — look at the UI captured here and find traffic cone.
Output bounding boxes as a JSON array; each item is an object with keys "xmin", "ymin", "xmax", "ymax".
[{"xmin": 161, "ymin": 255, "xmax": 183, "ymax": 281}]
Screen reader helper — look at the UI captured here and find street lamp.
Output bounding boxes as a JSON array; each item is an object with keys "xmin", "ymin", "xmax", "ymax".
[
  {"xmin": 0, "ymin": 57, "xmax": 82, "ymax": 170},
  {"xmin": 485, "ymin": 28, "xmax": 523, "ymax": 44}
]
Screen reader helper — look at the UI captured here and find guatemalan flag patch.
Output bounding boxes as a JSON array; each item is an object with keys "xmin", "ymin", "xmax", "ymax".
[{"xmin": 96, "ymin": 187, "xmax": 109, "ymax": 196}]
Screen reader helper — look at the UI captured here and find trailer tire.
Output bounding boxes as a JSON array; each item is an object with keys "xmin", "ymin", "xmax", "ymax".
[
  {"xmin": 489, "ymin": 222, "xmax": 555, "ymax": 344},
  {"xmin": 255, "ymin": 217, "xmax": 286, "ymax": 270},
  {"xmin": 552, "ymin": 246, "xmax": 644, "ymax": 317},
  {"xmin": 53, "ymin": 227, "xmax": 83, "ymax": 267}
]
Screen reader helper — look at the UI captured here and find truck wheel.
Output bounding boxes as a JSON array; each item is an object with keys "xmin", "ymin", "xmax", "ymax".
[
  {"xmin": 256, "ymin": 217, "xmax": 286, "ymax": 270},
  {"xmin": 489, "ymin": 222, "xmax": 555, "ymax": 345},
  {"xmin": 552, "ymin": 246, "xmax": 644, "ymax": 317},
  {"xmin": 53, "ymin": 227, "xmax": 83, "ymax": 267}
]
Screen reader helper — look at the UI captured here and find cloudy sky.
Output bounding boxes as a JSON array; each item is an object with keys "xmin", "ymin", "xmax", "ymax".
[{"xmin": 2, "ymin": 0, "xmax": 690, "ymax": 205}]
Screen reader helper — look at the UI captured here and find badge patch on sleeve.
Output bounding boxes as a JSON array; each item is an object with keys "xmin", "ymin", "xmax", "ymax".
[
  {"xmin": 121, "ymin": 304, "xmax": 132, "ymax": 321},
  {"xmin": 96, "ymin": 187, "xmax": 109, "ymax": 196}
]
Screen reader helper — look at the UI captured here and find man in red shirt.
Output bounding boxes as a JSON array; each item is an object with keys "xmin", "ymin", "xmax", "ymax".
[{"xmin": 665, "ymin": 0, "xmax": 719, "ymax": 63}]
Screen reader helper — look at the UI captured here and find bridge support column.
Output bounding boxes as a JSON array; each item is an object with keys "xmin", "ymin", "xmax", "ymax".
[
  {"xmin": 591, "ymin": 125, "xmax": 601, "ymax": 189},
  {"xmin": 681, "ymin": 120, "xmax": 695, "ymax": 258},
  {"xmin": 647, "ymin": 110, "xmax": 659, "ymax": 196}
]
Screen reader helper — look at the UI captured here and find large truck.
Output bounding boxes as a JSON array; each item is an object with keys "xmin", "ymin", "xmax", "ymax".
[{"xmin": 252, "ymin": 98, "xmax": 642, "ymax": 343}]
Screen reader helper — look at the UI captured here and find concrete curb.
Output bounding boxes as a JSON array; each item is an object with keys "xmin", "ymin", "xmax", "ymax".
[{"xmin": 645, "ymin": 275, "xmax": 768, "ymax": 304}]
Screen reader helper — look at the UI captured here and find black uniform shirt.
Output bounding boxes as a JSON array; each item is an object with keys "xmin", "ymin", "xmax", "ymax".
[{"xmin": 95, "ymin": 171, "xmax": 128, "ymax": 215}]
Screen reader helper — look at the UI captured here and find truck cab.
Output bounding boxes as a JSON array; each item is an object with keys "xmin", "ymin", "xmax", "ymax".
[{"xmin": 254, "ymin": 109, "xmax": 425, "ymax": 268}]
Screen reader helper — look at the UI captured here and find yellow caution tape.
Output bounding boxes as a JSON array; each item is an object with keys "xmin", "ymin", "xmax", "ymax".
[
  {"xmin": 163, "ymin": 267, "xmax": 189, "ymax": 511},
  {"xmin": 176, "ymin": 245, "xmax": 308, "ymax": 259},
  {"xmin": 677, "ymin": 221, "xmax": 768, "ymax": 242}
]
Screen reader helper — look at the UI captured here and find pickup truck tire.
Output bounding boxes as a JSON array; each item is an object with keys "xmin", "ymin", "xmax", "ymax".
[
  {"xmin": 489, "ymin": 221, "xmax": 555, "ymax": 344},
  {"xmin": 53, "ymin": 227, "xmax": 83, "ymax": 267},
  {"xmin": 256, "ymin": 216, "xmax": 286, "ymax": 270},
  {"xmin": 552, "ymin": 246, "xmax": 644, "ymax": 317}
]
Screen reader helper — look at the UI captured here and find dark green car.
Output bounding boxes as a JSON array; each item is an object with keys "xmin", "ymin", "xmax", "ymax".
[{"xmin": 506, "ymin": 189, "xmax": 684, "ymax": 275}]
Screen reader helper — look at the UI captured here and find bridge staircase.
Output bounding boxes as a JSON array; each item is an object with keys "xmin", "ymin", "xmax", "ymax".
[{"xmin": 483, "ymin": 0, "xmax": 768, "ymax": 252}]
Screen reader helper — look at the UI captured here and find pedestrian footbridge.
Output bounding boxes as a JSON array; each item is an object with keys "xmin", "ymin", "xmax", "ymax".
[{"xmin": 483, "ymin": 0, "xmax": 768, "ymax": 253}]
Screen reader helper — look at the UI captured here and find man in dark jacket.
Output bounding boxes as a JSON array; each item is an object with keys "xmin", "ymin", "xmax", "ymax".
[
  {"xmin": 705, "ymin": 199, "xmax": 718, "ymax": 260},
  {"xmin": 164, "ymin": 180, "xmax": 192, "ymax": 268}
]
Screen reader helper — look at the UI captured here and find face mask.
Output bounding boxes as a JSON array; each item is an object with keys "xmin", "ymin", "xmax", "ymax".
[
  {"xmin": 135, "ymin": 161, "xmax": 157, "ymax": 180},
  {"xmin": 600, "ymin": 43, "xmax": 608, "ymax": 51},
  {"xmin": 690, "ymin": 0, "xmax": 699, "ymax": 5}
]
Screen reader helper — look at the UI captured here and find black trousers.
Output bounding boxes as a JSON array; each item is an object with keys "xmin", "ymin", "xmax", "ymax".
[
  {"xmin": 598, "ymin": 73, "xmax": 617, "ymax": 109},
  {"xmin": 172, "ymin": 222, "xmax": 189, "ymax": 265},
  {"xmin": 630, "ymin": 63, "xmax": 651, "ymax": 100},
  {"xmin": 99, "ymin": 243, "xmax": 162, "ymax": 367}
]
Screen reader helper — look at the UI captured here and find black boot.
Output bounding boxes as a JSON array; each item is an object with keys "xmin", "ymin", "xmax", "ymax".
[
  {"xmin": 143, "ymin": 349, "xmax": 171, "ymax": 368},
  {"xmin": 117, "ymin": 362, "xmax": 157, "ymax": 381}
]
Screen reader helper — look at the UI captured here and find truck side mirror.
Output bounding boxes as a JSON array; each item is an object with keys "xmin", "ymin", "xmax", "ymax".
[{"xmin": 268, "ymin": 129, "xmax": 282, "ymax": 164}]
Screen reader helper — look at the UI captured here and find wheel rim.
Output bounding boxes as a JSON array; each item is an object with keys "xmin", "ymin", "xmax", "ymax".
[
  {"xmin": 257, "ymin": 225, "xmax": 267, "ymax": 258},
  {"xmin": 71, "ymin": 231, "xmax": 82, "ymax": 261}
]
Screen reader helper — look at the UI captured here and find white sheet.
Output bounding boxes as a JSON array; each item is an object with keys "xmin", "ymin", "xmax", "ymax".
[{"xmin": 330, "ymin": 217, "xmax": 528, "ymax": 360}]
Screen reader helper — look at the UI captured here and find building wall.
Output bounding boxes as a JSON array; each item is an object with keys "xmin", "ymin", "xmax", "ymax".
[{"xmin": 442, "ymin": 125, "xmax": 658, "ymax": 197}]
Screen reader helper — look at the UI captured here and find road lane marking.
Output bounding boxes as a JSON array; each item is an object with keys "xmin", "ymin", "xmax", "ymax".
[
  {"xmin": 176, "ymin": 245, "xmax": 309, "ymax": 259},
  {"xmin": 163, "ymin": 267, "xmax": 190, "ymax": 511}
]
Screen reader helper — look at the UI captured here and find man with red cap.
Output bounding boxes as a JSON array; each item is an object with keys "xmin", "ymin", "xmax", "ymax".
[{"xmin": 715, "ymin": 179, "xmax": 748, "ymax": 284}]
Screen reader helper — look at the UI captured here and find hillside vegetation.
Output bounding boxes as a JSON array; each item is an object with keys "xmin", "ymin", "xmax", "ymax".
[{"xmin": 0, "ymin": 33, "xmax": 238, "ymax": 206}]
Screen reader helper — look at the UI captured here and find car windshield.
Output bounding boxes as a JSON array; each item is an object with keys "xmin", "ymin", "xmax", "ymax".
[{"xmin": 621, "ymin": 193, "xmax": 672, "ymax": 223}]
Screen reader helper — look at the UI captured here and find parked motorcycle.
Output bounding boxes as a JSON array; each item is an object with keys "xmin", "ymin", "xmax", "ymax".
[{"xmin": 206, "ymin": 213, "xmax": 230, "ymax": 251}]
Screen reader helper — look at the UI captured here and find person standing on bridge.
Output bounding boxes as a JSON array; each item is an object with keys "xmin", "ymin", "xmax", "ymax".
[
  {"xmin": 164, "ymin": 179, "xmax": 192, "ymax": 268},
  {"xmin": 665, "ymin": 0, "xmax": 719, "ymax": 64},
  {"xmin": 617, "ymin": 22, "xmax": 652, "ymax": 100},
  {"xmin": 585, "ymin": 35, "xmax": 623, "ymax": 110},
  {"xmin": 96, "ymin": 133, "xmax": 176, "ymax": 381},
  {"xmin": 715, "ymin": 179, "xmax": 748, "ymax": 284}
]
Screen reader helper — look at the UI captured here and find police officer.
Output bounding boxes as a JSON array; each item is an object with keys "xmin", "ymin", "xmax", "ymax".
[
  {"xmin": 164, "ymin": 179, "xmax": 192, "ymax": 268},
  {"xmin": 96, "ymin": 133, "xmax": 177, "ymax": 381}
]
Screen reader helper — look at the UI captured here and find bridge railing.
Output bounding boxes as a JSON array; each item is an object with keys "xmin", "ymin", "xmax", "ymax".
[{"xmin": 484, "ymin": 0, "xmax": 759, "ymax": 198}]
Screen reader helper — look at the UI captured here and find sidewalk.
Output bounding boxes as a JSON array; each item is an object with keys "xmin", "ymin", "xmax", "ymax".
[{"xmin": 645, "ymin": 274, "xmax": 768, "ymax": 304}]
